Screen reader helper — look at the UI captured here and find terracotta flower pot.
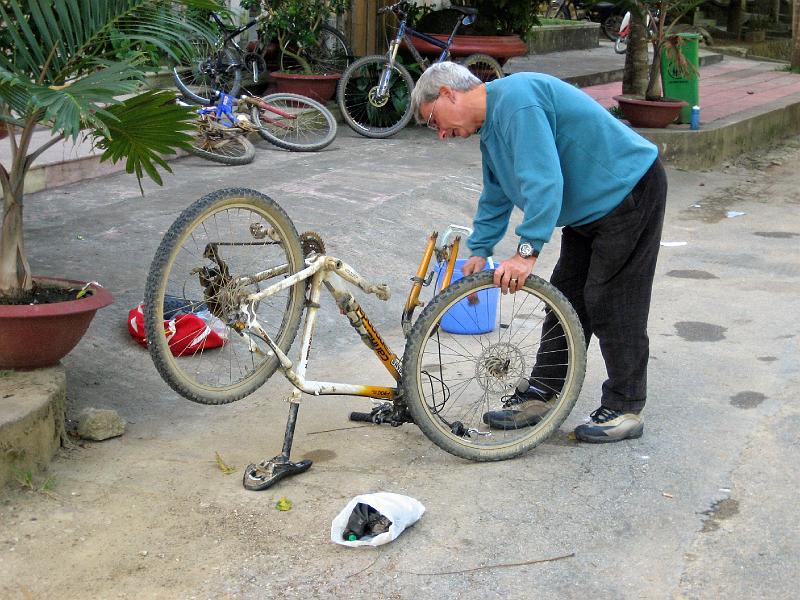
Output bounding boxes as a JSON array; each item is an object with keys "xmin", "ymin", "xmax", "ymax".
[
  {"xmin": 0, "ymin": 277, "xmax": 114, "ymax": 369},
  {"xmin": 270, "ymin": 72, "xmax": 341, "ymax": 103},
  {"xmin": 613, "ymin": 95, "xmax": 688, "ymax": 128},
  {"xmin": 411, "ymin": 34, "xmax": 527, "ymax": 65}
]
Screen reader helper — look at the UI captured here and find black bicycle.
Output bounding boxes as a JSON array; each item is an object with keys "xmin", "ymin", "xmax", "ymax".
[
  {"xmin": 337, "ymin": 2, "xmax": 504, "ymax": 139},
  {"xmin": 174, "ymin": 11, "xmax": 352, "ymax": 105}
]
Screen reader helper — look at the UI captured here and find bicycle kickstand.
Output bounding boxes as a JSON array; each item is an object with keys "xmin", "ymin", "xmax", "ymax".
[{"xmin": 243, "ymin": 401, "xmax": 312, "ymax": 491}]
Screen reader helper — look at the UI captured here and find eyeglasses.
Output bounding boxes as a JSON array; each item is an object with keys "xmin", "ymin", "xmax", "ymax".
[{"xmin": 425, "ymin": 96, "xmax": 440, "ymax": 131}]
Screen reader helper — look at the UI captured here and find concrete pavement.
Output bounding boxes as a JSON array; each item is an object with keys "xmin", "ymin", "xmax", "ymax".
[{"xmin": 1, "ymin": 121, "xmax": 799, "ymax": 597}]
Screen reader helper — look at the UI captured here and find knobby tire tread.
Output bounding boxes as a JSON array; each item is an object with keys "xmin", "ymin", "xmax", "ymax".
[
  {"xmin": 337, "ymin": 55, "xmax": 415, "ymax": 139},
  {"xmin": 143, "ymin": 188, "xmax": 305, "ymax": 405},
  {"xmin": 401, "ymin": 270, "xmax": 587, "ymax": 462}
]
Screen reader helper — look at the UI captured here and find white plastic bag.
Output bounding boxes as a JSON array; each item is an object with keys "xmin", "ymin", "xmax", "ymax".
[{"xmin": 331, "ymin": 492, "xmax": 425, "ymax": 547}]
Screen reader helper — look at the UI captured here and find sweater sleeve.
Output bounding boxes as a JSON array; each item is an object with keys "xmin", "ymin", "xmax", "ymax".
[
  {"xmin": 505, "ymin": 106, "xmax": 564, "ymax": 253},
  {"xmin": 467, "ymin": 158, "xmax": 514, "ymax": 258}
]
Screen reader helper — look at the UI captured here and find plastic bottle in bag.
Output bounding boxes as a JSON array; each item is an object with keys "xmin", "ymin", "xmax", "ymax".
[{"xmin": 342, "ymin": 503, "xmax": 393, "ymax": 541}]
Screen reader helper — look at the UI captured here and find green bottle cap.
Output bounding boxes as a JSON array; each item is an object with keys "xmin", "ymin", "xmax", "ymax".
[{"xmin": 347, "ymin": 534, "xmax": 358, "ymax": 541}]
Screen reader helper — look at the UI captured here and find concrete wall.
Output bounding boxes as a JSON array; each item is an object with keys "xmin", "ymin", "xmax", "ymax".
[{"xmin": 527, "ymin": 22, "xmax": 600, "ymax": 54}]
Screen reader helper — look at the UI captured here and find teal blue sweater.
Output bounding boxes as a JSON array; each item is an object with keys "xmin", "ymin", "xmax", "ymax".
[{"xmin": 468, "ymin": 73, "xmax": 658, "ymax": 258}]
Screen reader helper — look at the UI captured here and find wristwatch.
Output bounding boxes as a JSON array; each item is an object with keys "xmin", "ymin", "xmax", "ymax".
[{"xmin": 517, "ymin": 242, "xmax": 538, "ymax": 259}]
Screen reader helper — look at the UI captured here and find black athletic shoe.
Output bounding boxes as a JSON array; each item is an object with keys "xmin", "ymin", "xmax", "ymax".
[
  {"xmin": 483, "ymin": 382, "xmax": 556, "ymax": 429},
  {"xmin": 574, "ymin": 406, "xmax": 644, "ymax": 443}
]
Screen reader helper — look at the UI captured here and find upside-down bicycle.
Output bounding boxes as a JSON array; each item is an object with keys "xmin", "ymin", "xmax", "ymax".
[{"xmin": 143, "ymin": 188, "xmax": 586, "ymax": 490}]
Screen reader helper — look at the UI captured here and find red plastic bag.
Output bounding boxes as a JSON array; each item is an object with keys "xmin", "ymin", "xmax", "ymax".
[{"xmin": 128, "ymin": 303, "xmax": 226, "ymax": 356}]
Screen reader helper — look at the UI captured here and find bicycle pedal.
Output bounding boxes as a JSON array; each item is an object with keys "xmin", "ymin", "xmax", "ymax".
[{"xmin": 242, "ymin": 457, "xmax": 313, "ymax": 491}]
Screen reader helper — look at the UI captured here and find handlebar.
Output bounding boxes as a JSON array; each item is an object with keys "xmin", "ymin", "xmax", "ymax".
[{"xmin": 378, "ymin": 1, "xmax": 407, "ymax": 17}]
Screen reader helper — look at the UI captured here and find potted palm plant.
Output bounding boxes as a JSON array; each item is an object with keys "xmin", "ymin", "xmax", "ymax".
[
  {"xmin": 244, "ymin": 0, "xmax": 350, "ymax": 102},
  {"xmin": 614, "ymin": 0, "xmax": 703, "ymax": 128},
  {"xmin": 0, "ymin": 0, "xmax": 218, "ymax": 369}
]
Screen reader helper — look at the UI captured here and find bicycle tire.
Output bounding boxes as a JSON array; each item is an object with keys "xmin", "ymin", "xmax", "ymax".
[
  {"xmin": 460, "ymin": 54, "xmax": 504, "ymax": 83},
  {"xmin": 187, "ymin": 125, "xmax": 256, "ymax": 165},
  {"xmin": 143, "ymin": 188, "xmax": 305, "ymax": 405},
  {"xmin": 300, "ymin": 24, "xmax": 353, "ymax": 74},
  {"xmin": 337, "ymin": 55, "xmax": 415, "ymax": 139},
  {"xmin": 401, "ymin": 270, "xmax": 586, "ymax": 462},
  {"xmin": 173, "ymin": 46, "xmax": 242, "ymax": 105},
  {"xmin": 251, "ymin": 93, "xmax": 337, "ymax": 152}
]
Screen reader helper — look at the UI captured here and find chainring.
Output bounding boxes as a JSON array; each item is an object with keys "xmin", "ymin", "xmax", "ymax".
[{"xmin": 300, "ymin": 231, "xmax": 326, "ymax": 257}]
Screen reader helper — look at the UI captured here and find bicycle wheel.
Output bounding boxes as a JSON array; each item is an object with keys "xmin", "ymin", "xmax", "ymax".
[
  {"xmin": 251, "ymin": 93, "xmax": 337, "ymax": 152},
  {"xmin": 187, "ymin": 122, "xmax": 256, "ymax": 165},
  {"xmin": 401, "ymin": 270, "xmax": 586, "ymax": 462},
  {"xmin": 173, "ymin": 45, "xmax": 242, "ymax": 105},
  {"xmin": 144, "ymin": 188, "xmax": 305, "ymax": 405},
  {"xmin": 300, "ymin": 24, "xmax": 353, "ymax": 74},
  {"xmin": 337, "ymin": 55, "xmax": 415, "ymax": 139},
  {"xmin": 460, "ymin": 54, "xmax": 504, "ymax": 83},
  {"xmin": 602, "ymin": 15, "xmax": 623, "ymax": 41}
]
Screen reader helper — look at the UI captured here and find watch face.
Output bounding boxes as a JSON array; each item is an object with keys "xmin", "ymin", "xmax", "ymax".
[{"xmin": 518, "ymin": 242, "xmax": 534, "ymax": 257}]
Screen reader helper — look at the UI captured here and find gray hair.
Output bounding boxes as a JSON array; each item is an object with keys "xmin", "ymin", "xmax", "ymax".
[{"xmin": 410, "ymin": 61, "xmax": 481, "ymax": 123}]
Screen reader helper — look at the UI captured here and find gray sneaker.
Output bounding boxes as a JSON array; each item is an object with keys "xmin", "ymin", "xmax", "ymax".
[
  {"xmin": 574, "ymin": 406, "xmax": 643, "ymax": 443},
  {"xmin": 483, "ymin": 382, "xmax": 556, "ymax": 429}
]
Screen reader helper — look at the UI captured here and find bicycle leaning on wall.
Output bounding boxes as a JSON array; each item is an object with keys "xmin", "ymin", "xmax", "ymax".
[
  {"xmin": 336, "ymin": 1, "xmax": 505, "ymax": 139},
  {"xmin": 173, "ymin": 10, "xmax": 352, "ymax": 105}
]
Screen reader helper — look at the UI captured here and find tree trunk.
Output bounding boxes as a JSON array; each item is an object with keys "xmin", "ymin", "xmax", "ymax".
[
  {"xmin": 793, "ymin": 0, "xmax": 800, "ymax": 69},
  {"xmin": 622, "ymin": 12, "xmax": 649, "ymax": 96},
  {"xmin": 0, "ymin": 188, "xmax": 32, "ymax": 298},
  {"xmin": 727, "ymin": 0, "xmax": 746, "ymax": 40}
]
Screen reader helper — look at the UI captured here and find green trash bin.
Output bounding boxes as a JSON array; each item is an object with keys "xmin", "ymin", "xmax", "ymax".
[{"xmin": 660, "ymin": 33, "xmax": 700, "ymax": 124}]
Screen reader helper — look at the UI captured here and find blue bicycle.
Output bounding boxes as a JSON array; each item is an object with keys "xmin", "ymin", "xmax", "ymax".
[
  {"xmin": 183, "ymin": 92, "xmax": 258, "ymax": 165},
  {"xmin": 337, "ymin": 1, "xmax": 504, "ymax": 138}
]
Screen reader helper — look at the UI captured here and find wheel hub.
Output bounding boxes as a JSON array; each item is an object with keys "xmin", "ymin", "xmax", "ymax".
[
  {"xmin": 368, "ymin": 87, "xmax": 390, "ymax": 108},
  {"xmin": 474, "ymin": 342, "xmax": 526, "ymax": 394}
]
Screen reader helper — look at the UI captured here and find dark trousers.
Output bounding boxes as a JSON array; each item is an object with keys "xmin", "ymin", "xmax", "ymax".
[{"xmin": 531, "ymin": 158, "xmax": 667, "ymax": 413}]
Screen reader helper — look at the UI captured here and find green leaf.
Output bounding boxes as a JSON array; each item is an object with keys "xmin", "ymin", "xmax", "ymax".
[{"xmin": 92, "ymin": 90, "xmax": 197, "ymax": 187}]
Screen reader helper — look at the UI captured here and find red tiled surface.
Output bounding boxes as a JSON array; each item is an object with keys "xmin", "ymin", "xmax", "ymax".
[{"xmin": 583, "ymin": 57, "xmax": 800, "ymax": 125}]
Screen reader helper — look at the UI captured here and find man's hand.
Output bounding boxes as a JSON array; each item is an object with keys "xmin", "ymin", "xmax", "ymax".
[
  {"xmin": 494, "ymin": 253, "xmax": 536, "ymax": 294},
  {"xmin": 460, "ymin": 255, "xmax": 487, "ymax": 277}
]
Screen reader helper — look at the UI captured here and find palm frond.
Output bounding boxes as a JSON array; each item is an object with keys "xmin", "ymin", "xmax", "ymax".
[
  {"xmin": 0, "ymin": 0, "xmax": 221, "ymax": 85},
  {"xmin": 92, "ymin": 90, "xmax": 198, "ymax": 186}
]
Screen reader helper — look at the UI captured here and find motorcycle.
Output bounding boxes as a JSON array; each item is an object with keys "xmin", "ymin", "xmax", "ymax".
[{"xmin": 614, "ymin": 9, "xmax": 658, "ymax": 54}]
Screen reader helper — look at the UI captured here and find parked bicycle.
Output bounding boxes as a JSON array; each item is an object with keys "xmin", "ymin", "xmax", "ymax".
[
  {"xmin": 185, "ymin": 90, "xmax": 337, "ymax": 164},
  {"xmin": 173, "ymin": 10, "xmax": 352, "ymax": 105},
  {"xmin": 544, "ymin": 0, "xmax": 625, "ymax": 42},
  {"xmin": 143, "ymin": 188, "xmax": 586, "ymax": 490},
  {"xmin": 337, "ymin": 2, "xmax": 505, "ymax": 139}
]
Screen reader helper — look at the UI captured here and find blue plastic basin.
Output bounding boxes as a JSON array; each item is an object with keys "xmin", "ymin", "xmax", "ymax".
[{"xmin": 435, "ymin": 258, "xmax": 499, "ymax": 334}]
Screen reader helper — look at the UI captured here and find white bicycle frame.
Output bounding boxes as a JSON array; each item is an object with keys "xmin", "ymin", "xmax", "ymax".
[{"xmin": 240, "ymin": 253, "xmax": 402, "ymax": 404}]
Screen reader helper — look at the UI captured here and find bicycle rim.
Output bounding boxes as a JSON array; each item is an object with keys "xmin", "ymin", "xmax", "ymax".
[
  {"xmin": 338, "ymin": 55, "xmax": 414, "ymax": 138},
  {"xmin": 143, "ymin": 189, "xmax": 305, "ymax": 405},
  {"xmin": 188, "ymin": 125, "xmax": 256, "ymax": 165},
  {"xmin": 173, "ymin": 46, "xmax": 242, "ymax": 104},
  {"xmin": 300, "ymin": 24, "xmax": 352, "ymax": 73},
  {"xmin": 402, "ymin": 271, "xmax": 586, "ymax": 461},
  {"xmin": 460, "ymin": 54, "xmax": 504, "ymax": 83},
  {"xmin": 252, "ymin": 93, "xmax": 337, "ymax": 152}
]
